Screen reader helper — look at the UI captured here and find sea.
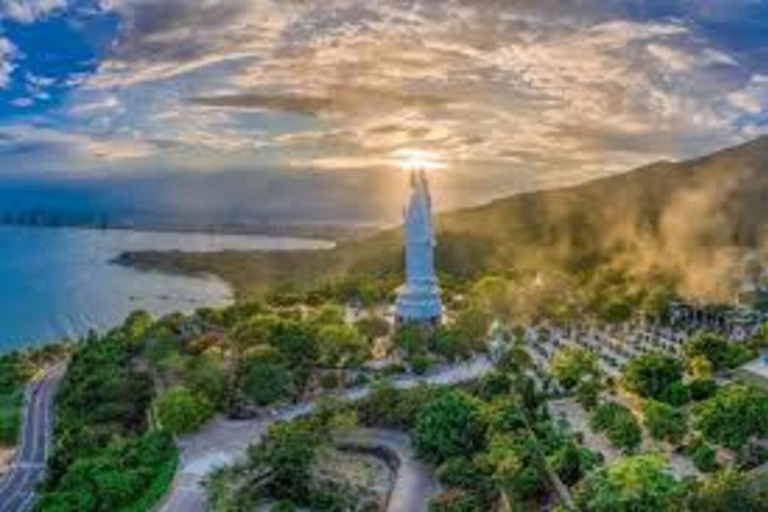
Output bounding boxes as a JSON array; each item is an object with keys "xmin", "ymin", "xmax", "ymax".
[{"xmin": 0, "ymin": 225, "xmax": 332, "ymax": 352}]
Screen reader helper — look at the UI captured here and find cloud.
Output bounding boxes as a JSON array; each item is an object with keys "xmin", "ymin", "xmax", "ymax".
[
  {"xmin": 2, "ymin": 0, "xmax": 766, "ymax": 202},
  {"xmin": 0, "ymin": 37, "xmax": 17, "ymax": 88},
  {"xmin": 1, "ymin": 0, "xmax": 68, "ymax": 23}
]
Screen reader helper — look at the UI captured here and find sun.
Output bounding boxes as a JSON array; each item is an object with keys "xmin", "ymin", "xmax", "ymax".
[{"xmin": 393, "ymin": 149, "xmax": 447, "ymax": 171}]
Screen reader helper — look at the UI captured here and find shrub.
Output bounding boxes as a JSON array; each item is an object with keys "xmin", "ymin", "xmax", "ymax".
[
  {"xmin": 692, "ymin": 444, "xmax": 718, "ymax": 473},
  {"xmin": 414, "ymin": 391, "xmax": 487, "ymax": 464},
  {"xmin": 411, "ymin": 355, "xmax": 433, "ymax": 376},
  {"xmin": 320, "ymin": 372, "xmax": 340, "ymax": 390},
  {"xmin": 157, "ymin": 386, "xmax": 214, "ymax": 434},
  {"xmin": 643, "ymin": 400, "xmax": 688, "ymax": 446},
  {"xmin": 591, "ymin": 402, "xmax": 642, "ymax": 453},
  {"xmin": 689, "ymin": 379, "xmax": 718, "ymax": 402}
]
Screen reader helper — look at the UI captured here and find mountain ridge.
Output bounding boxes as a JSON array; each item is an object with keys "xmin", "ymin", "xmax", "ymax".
[{"xmin": 118, "ymin": 135, "xmax": 768, "ymax": 301}]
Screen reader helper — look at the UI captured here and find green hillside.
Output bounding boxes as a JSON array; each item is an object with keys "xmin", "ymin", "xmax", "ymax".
[{"xmin": 119, "ymin": 136, "xmax": 768, "ymax": 301}]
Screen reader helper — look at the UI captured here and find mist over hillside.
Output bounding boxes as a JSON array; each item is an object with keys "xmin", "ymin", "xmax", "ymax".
[{"xmin": 438, "ymin": 135, "xmax": 768, "ymax": 301}]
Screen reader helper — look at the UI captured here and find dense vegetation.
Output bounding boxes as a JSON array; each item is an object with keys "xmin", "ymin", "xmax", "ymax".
[
  {"xmin": 36, "ymin": 313, "xmax": 175, "ymax": 512},
  {"xmin": 0, "ymin": 345, "xmax": 67, "ymax": 448},
  {"xmin": 0, "ymin": 353, "xmax": 28, "ymax": 447}
]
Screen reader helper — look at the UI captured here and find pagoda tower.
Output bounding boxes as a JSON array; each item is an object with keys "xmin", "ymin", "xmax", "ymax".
[{"xmin": 395, "ymin": 169, "xmax": 442, "ymax": 324}]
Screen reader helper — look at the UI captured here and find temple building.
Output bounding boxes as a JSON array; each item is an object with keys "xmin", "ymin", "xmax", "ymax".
[{"xmin": 395, "ymin": 169, "xmax": 443, "ymax": 324}]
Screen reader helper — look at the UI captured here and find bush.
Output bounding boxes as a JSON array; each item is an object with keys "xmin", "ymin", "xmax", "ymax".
[
  {"xmin": 692, "ymin": 444, "xmax": 718, "ymax": 473},
  {"xmin": 414, "ymin": 391, "xmax": 487, "ymax": 464},
  {"xmin": 37, "ymin": 431, "xmax": 178, "ymax": 512},
  {"xmin": 591, "ymin": 402, "xmax": 642, "ymax": 453},
  {"xmin": 689, "ymin": 379, "xmax": 718, "ymax": 402},
  {"xmin": 411, "ymin": 355, "xmax": 433, "ymax": 376},
  {"xmin": 0, "ymin": 391, "xmax": 22, "ymax": 447},
  {"xmin": 659, "ymin": 381, "xmax": 690, "ymax": 407},
  {"xmin": 271, "ymin": 500, "xmax": 297, "ymax": 512},
  {"xmin": 694, "ymin": 385, "xmax": 768, "ymax": 450},
  {"xmin": 242, "ymin": 360, "xmax": 293, "ymax": 406},
  {"xmin": 622, "ymin": 353, "xmax": 683, "ymax": 401},
  {"xmin": 320, "ymin": 372, "xmax": 340, "ymax": 390},
  {"xmin": 157, "ymin": 386, "xmax": 214, "ymax": 434},
  {"xmin": 643, "ymin": 400, "xmax": 688, "ymax": 445}
]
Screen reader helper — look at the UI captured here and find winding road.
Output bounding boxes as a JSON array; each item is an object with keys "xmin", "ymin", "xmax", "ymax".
[
  {"xmin": 157, "ymin": 356, "xmax": 493, "ymax": 512},
  {"xmin": 0, "ymin": 366, "xmax": 63, "ymax": 512}
]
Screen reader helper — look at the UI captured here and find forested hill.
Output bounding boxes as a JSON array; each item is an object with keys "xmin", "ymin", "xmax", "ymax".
[{"xmin": 119, "ymin": 136, "xmax": 768, "ymax": 300}]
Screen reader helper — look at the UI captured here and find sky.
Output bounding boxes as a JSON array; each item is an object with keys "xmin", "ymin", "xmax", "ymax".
[{"xmin": 1, "ymin": 0, "xmax": 768, "ymax": 223}]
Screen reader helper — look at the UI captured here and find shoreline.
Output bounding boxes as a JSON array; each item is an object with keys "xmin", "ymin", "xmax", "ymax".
[{"xmin": 0, "ymin": 219, "xmax": 379, "ymax": 242}]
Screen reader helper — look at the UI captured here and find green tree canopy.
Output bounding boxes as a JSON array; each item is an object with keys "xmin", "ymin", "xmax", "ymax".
[
  {"xmin": 452, "ymin": 308, "xmax": 492, "ymax": 352},
  {"xmin": 684, "ymin": 332, "xmax": 736, "ymax": 372},
  {"xmin": 317, "ymin": 324, "xmax": 368, "ymax": 368},
  {"xmin": 249, "ymin": 421, "xmax": 319, "ymax": 501},
  {"xmin": 590, "ymin": 402, "xmax": 642, "ymax": 453},
  {"xmin": 552, "ymin": 347, "xmax": 601, "ymax": 391},
  {"xmin": 157, "ymin": 386, "xmax": 214, "ymax": 434},
  {"xmin": 622, "ymin": 352, "xmax": 683, "ymax": 401},
  {"xmin": 685, "ymin": 469, "xmax": 764, "ymax": 512},
  {"xmin": 694, "ymin": 384, "xmax": 768, "ymax": 450},
  {"xmin": 354, "ymin": 315, "xmax": 390, "ymax": 341},
  {"xmin": 643, "ymin": 400, "xmax": 688, "ymax": 446},
  {"xmin": 414, "ymin": 390, "xmax": 487, "ymax": 464},
  {"xmin": 241, "ymin": 359, "xmax": 293, "ymax": 406},
  {"xmin": 575, "ymin": 454, "xmax": 684, "ymax": 512}
]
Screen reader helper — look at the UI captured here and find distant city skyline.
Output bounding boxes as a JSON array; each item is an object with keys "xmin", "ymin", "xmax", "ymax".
[{"xmin": 1, "ymin": 0, "xmax": 768, "ymax": 220}]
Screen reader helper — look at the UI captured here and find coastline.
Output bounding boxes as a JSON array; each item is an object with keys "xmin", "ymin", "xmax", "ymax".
[{"xmin": 0, "ymin": 218, "xmax": 378, "ymax": 242}]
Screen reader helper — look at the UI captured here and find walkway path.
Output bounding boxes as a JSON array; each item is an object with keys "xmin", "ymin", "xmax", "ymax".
[
  {"xmin": 0, "ymin": 366, "xmax": 64, "ymax": 512},
  {"xmin": 157, "ymin": 357, "xmax": 492, "ymax": 512}
]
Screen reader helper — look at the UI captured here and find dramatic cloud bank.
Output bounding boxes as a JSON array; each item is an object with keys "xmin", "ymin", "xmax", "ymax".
[{"xmin": 0, "ymin": 0, "xmax": 767, "ymax": 218}]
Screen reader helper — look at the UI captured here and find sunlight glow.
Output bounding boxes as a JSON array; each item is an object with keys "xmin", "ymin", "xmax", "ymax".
[{"xmin": 394, "ymin": 149, "xmax": 447, "ymax": 171}]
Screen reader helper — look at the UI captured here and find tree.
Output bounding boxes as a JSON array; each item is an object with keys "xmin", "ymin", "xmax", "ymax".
[
  {"xmin": 622, "ymin": 353, "xmax": 683, "ymax": 401},
  {"xmin": 591, "ymin": 402, "xmax": 642, "ymax": 453},
  {"xmin": 250, "ymin": 421, "xmax": 318, "ymax": 500},
  {"xmin": 684, "ymin": 332, "xmax": 741, "ymax": 372},
  {"xmin": 552, "ymin": 347, "xmax": 600, "ymax": 391},
  {"xmin": 414, "ymin": 391, "xmax": 487, "ymax": 464},
  {"xmin": 575, "ymin": 377, "xmax": 604, "ymax": 411},
  {"xmin": 184, "ymin": 352, "xmax": 227, "ymax": 408},
  {"xmin": 689, "ymin": 355, "xmax": 714, "ymax": 380},
  {"xmin": 694, "ymin": 385, "xmax": 768, "ymax": 450},
  {"xmin": 395, "ymin": 322, "xmax": 430, "ymax": 356},
  {"xmin": 691, "ymin": 444, "xmax": 718, "ymax": 473},
  {"xmin": 575, "ymin": 454, "xmax": 684, "ymax": 512},
  {"xmin": 122, "ymin": 310, "xmax": 153, "ymax": 343},
  {"xmin": 310, "ymin": 304, "xmax": 346, "ymax": 326},
  {"xmin": 643, "ymin": 400, "xmax": 688, "ymax": 445},
  {"xmin": 157, "ymin": 386, "xmax": 214, "ymax": 434},
  {"xmin": 430, "ymin": 326, "xmax": 473, "ymax": 361},
  {"xmin": 550, "ymin": 441, "xmax": 602, "ymax": 487},
  {"xmin": 354, "ymin": 315, "xmax": 390, "ymax": 341},
  {"xmin": 452, "ymin": 308, "xmax": 492, "ymax": 352},
  {"xmin": 268, "ymin": 320, "xmax": 319, "ymax": 390},
  {"xmin": 685, "ymin": 469, "xmax": 761, "ymax": 512},
  {"xmin": 599, "ymin": 294, "xmax": 632, "ymax": 324},
  {"xmin": 229, "ymin": 314, "xmax": 278, "ymax": 358},
  {"xmin": 317, "ymin": 324, "xmax": 368, "ymax": 368},
  {"xmin": 241, "ymin": 359, "xmax": 292, "ymax": 406}
]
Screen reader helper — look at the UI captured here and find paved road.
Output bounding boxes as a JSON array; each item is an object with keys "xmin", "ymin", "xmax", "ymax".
[
  {"xmin": 0, "ymin": 366, "xmax": 63, "ymax": 512},
  {"xmin": 157, "ymin": 356, "xmax": 493, "ymax": 512}
]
